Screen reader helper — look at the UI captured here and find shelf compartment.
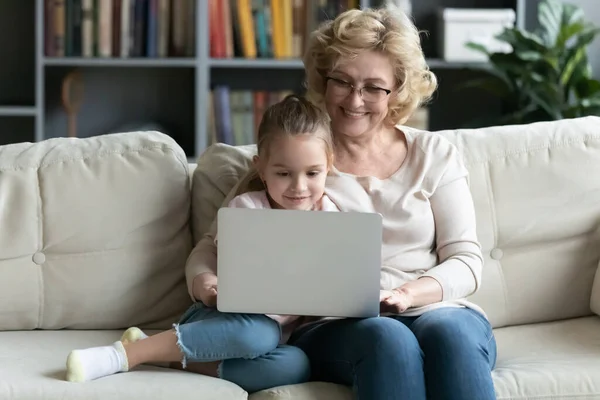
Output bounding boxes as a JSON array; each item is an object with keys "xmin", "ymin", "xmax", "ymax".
[
  {"xmin": 44, "ymin": 67, "xmax": 195, "ymax": 157},
  {"xmin": 0, "ymin": 106, "xmax": 37, "ymax": 117},
  {"xmin": 0, "ymin": 1, "xmax": 35, "ymax": 107},
  {"xmin": 44, "ymin": 57, "xmax": 197, "ymax": 68},
  {"xmin": 0, "ymin": 117, "xmax": 35, "ymax": 146}
]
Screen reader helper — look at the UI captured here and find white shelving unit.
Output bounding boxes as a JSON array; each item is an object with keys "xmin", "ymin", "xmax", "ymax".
[{"xmin": 0, "ymin": 0, "xmax": 525, "ymax": 159}]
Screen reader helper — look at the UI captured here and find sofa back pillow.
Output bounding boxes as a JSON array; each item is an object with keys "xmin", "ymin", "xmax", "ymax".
[
  {"xmin": 436, "ymin": 116, "xmax": 600, "ymax": 328},
  {"xmin": 592, "ymin": 258, "xmax": 600, "ymax": 316},
  {"xmin": 0, "ymin": 131, "xmax": 193, "ymax": 330}
]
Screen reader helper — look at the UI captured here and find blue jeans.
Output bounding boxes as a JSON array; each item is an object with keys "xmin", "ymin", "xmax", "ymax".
[
  {"xmin": 289, "ymin": 307, "xmax": 497, "ymax": 400},
  {"xmin": 175, "ymin": 302, "xmax": 310, "ymax": 393}
]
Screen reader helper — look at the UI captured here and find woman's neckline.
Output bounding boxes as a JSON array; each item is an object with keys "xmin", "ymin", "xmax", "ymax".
[{"xmin": 331, "ymin": 127, "xmax": 412, "ymax": 182}]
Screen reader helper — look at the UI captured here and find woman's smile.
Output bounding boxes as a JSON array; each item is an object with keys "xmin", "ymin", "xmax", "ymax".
[{"xmin": 341, "ymin": 107, "xmax": 368, "ymax": 118}]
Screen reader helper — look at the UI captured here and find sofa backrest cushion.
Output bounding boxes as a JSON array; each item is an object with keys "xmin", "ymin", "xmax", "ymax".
[
  {"xmin": 190, "ymin": 143, "xmax": 255, "ymax": 244},
  {"xmin": 436, "ymin": 116, "xmax": 600, "ymax": 328},
  {"xmin": 0, "ymin": 131, "xmax": 193, "ymax": 330},
  {"xmin": 590, "ymin": 253, "xmax": 600, "ymax": 315},
  {"xmin": 191, "ymin": 117, "xmax": 600, "ymax": 328}
]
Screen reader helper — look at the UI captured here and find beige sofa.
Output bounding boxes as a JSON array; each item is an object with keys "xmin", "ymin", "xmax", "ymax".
[{"xmin": 1, "ymin": 116, "xmax": 600, "ymax": 400}]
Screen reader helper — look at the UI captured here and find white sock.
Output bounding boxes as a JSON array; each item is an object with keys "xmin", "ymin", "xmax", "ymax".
[
  {"xmin": 121, "ymin": 327, "xmax": 148, "ymax": 344},
  {"xmin": 66, "ymin": 341, "xmax": 129, "ymax": 382}
]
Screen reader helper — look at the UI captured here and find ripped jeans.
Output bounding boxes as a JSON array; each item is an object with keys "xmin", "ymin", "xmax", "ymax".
[{"xmin": 174, "ymin": 302, "xmax": 310, "ymax": 393}]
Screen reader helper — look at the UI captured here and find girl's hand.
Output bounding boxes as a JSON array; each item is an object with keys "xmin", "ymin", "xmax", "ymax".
[
  {"xmin": 193, "ymin": 272, "xmax": 218, "ymax": 307},
  {"xmin": 380, "ymin": 287, "xmax": 413, "ymax": 314}
]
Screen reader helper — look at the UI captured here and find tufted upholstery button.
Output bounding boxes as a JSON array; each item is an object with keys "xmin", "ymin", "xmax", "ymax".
[
  {"xmin": 490, "ymin": 248, "xmax": 503, "ymax": 260},
  {"xmin": 32, "ymin": 252, "xmax": 46, "ymax": 265}
]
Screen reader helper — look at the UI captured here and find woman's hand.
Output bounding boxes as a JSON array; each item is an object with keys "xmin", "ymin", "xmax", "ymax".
[
  {"xmin": 192, "ymin": 272, "xmax": 218, "ymax": 307},
  {"xmin": 380, "ymin": 287, "xmax": 414, "ymax": 314}
]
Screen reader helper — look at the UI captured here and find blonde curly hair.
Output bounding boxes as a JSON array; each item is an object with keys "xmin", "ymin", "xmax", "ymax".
[{"xmin": 303, "ymin": 7, "xmax": 437, "ymax": 126}]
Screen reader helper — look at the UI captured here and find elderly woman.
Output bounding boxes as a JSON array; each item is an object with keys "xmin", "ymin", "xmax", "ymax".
[
  {"xmin": 285, "ymin": 7, "xmax": 497, "ymax": 400},
  {"xmin": 64, "ymin": 6, "xmax": 496, "ymax": 400}
]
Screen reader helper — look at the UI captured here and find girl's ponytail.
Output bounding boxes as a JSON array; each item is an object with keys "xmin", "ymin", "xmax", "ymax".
[{"xmin": 234, "ymin": 166, "xmax": 265, "ymax": 197}]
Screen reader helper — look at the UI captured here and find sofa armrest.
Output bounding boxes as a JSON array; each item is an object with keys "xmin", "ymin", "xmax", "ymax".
[{"xmin": 592, "ymin": 259, "xmax": 600, "ymax": 315}]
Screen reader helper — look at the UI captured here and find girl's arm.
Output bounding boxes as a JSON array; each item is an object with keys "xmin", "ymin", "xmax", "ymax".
[
  {"xmin": 185, "ymin": 190, "xmax": 271, "ymax": 301},
  {"xmin": 185, "ymin": 229, "xmax": 218, "ymax": 301}
]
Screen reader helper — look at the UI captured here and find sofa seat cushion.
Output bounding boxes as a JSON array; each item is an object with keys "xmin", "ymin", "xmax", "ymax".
[
  {"xmin": 0, "ymin": 330, "xmax": 247, "ymax": 400},
  {"xmin": 250, "ymin": 316, "xmax": 600, "ymax": 400},
  {"xmin": 249, "ymin": 382, "xmax": 352, "ymax": 400},
  {"xmin": 493, "ymin": 316, "xmax": 600, "ymax": 399}
]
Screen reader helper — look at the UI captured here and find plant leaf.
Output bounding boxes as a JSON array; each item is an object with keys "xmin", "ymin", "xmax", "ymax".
[
  {"xmin": 538, "ymin": 0, "xmax": 564, "ymax": 47},
  {"xmin": 529, "ymin": 72, "xmax": 546, "ymax": 83},
  {"xmin": 575, "ymin": 26, "xmax": 600, "ymax": 49},
  {"xmin": 574, "ymin": 78, "xmax": 600, "ymax": 99},
  {"xmin": 488, "ymin": 52, "xmax": 525, "ymax": 75},
  {"xmin": 557, "ymin": 21, "xmax": 587, "ymax": 48},
  {"xmin": 527, "ymin": 80, "xmax": 563, "ymax": 119},
  {"xmin": 561, "ymin": 4, "xmax": 585, "ymax": 29},
  {"xmin": 580, "ymin": 97, "xmax": 600, "ymax": 108},
  {"xmin": 563, "ymin": 95, "xmax": 600, "ymax": 118},
  {"xmin": 465, "ymin": 42, "xmax": 490, "ymax": 56},
  {"xmin": 561, "ymin": 27, "xmax": 600, "ymax": 96},
  {"xmin": 561, "ymin": 46, "xmax": 586, "ymax": 86},
  {"xmin": 496, "ymin": 29, "xmax": 546, "ymax": 52},
  {"xmin": 515, "ymin": 51, "xmax": 543, "ymax": 61}
]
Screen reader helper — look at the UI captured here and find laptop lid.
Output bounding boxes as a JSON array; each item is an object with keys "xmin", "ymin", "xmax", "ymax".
[{"xmin": 216, "ymin": 208, "xmax": 382, "ymax": 318}]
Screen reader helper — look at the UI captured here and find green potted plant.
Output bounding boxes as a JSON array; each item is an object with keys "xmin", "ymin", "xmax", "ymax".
[{"xmin": 463, "ymin": 0, "xmax": 600, "ymax": 126}]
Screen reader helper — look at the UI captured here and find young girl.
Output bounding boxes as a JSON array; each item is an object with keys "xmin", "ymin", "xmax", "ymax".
[{"xmin": 65, "ymin": 94, "xmax": 338, "ymax": 394}]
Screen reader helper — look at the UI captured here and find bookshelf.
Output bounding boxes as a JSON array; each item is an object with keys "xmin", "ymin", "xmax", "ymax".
[{"xmin": 0, "ymin": 0, "xmax": 526, "ymax": 159}]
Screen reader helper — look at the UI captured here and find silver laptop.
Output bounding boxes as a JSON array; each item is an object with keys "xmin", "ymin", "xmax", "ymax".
[{"xmin": 216, "ymin": 207, "xmax": 382, "ymax": 318}]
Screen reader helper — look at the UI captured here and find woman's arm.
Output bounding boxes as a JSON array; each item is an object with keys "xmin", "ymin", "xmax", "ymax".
[
  {"xmin": 387, "ymin": 177, "xmax": 482, "ymax": 311},
  {"xmin": 399, "ymin": 276, "xmax": 443, "ymax": 307},
  {"xmin": 418, "ymin": 177, "xmax": 483, "ymax": 302}
]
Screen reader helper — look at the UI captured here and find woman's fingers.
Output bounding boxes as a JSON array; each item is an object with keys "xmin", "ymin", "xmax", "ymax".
[
  {"xmin": 379, "ymin": 290, "xmax": 393, "ymax": 302},
  {"xmin": 382, "ymin": 293, "xmax": 409, "ymax": 313}
]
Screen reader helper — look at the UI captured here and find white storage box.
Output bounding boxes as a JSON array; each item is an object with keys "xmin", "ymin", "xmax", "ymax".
[{"xmin": 437, "ymin": 8, "xmax": 516, "ymax": 62}]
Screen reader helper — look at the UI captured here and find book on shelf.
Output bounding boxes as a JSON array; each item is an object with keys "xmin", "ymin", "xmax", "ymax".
[
  {"xmin": 45, "ymin": 0, "xmax": 195, "ymax": 58},
  {"xmin": 210, "ymin": 0, "xmax": 359, "ymax": 60},
  {"xmin": 209, "ymin": 87, "xmax": 294, "ymax": 146}
]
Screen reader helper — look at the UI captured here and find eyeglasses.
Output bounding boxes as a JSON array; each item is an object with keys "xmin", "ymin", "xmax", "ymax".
[{"xmin": 325, "ymin": 76, "xmax": 392, "ymax": 103}]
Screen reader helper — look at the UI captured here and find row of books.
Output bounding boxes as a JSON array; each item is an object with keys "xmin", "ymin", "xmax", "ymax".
[
  {"xmin": 45, "ymin": 0, "xmax": 195, "ymax": 58},
  {"xmin": 208, "ymin": 88, "xmax": 294, "ymax": 146},
  {"xmin": 210, "ymin": 0, "xmax": 359, "ymax": 59}
]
